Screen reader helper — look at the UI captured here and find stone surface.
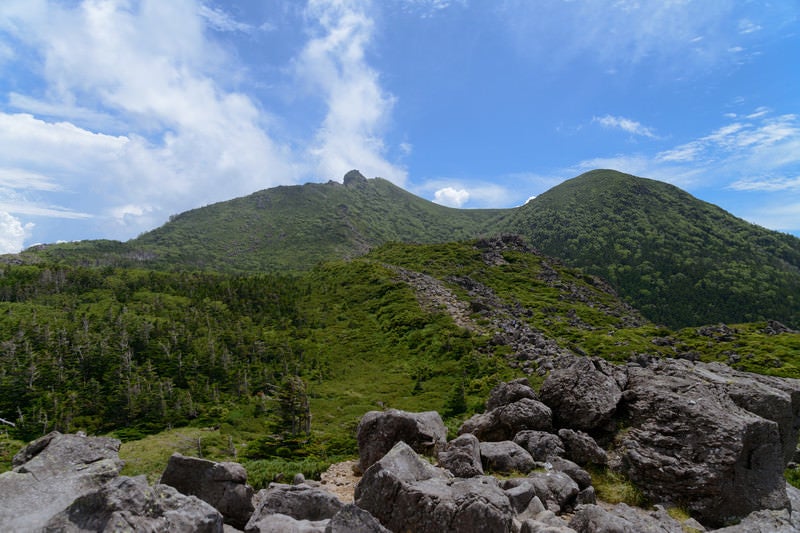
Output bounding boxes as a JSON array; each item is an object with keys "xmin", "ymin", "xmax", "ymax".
[
  {"xmin": 325, "ymin": 503, "xmax": 390, "ymax": 533},
  {"xmin": 356, "ymin": 408, "xmax": 447, "ymax": 472},
  {"xmin": 539, "ymin": 357, "xmax": 624, "ymax": 432},
  {"xmin": 0, "ymin": 431, "xmax": 124, "ymax": 531},
  {"xmin": 525, "ymin": 471, "xmax": 580, "ymax": 513},
  {"xmin": 160, "ymin": 452, "xmax": 254, "ymax": 529},
  {"xmin": 245, "ymin": 513, "xmax": 329, "ymax": 533},
  {"xmin": 480, "ymin": 440, "xmax": 536, "ymax": 474},
  {"xmin": 249, "ymin": 483, "xmax": 343, "ymax": 525},
  {"xmin": 557, "ymin": 429, "xmax": 607, "ymax": 466},
  {"xmin": 568, "ymin": 503, "xmax": 684, "ymax": 533},
  {"xmin": 546, "ymin": 456, "xmax": 592, "ymax": 490},
  {"xmin": 617, "ymin": 361, "xmax": 789, "ymax": 527},
  {"xmin": 514, "ymin": 430, "xmax": 565, "ymax": 462},
  {"xmin": 438, "ymin": 432, "xmax": 484, "ymax": 477},
  {"xmin": 486, "ymin": 378, "xmax": 538, "ymax": 411},
  {"xmin": 355, "ymin": 441, "xmax": 515, "ymax": 533},
  {"xmin": 44, "ymin": 475, "xmax": 224, "ymax": 532},
  {"xmin": 459, "ymin": 398, "xmax": 553, "ymax": 442}
]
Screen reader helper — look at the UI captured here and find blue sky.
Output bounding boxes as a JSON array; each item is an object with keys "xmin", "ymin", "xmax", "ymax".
[{"xmin": 1, "ymin": 0, "xmax": 799, "ymax": 253}]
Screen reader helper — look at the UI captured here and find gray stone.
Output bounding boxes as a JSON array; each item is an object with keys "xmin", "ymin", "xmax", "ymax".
[
  {"xmin": 514, "ymin": 430, "xmax": 565, "ymax": 462},
  {"xmin": 487, "ymin": 378, "xmax": 538, "ymax": 411},
  {"xmin": 355, "ymin": 441, "xmax": 515, "ymax": 533},
  {"xmin": 539, "ymin": 357, "xmax": 624, "ymax": 432},
  {"xmin": 0, "ymin": 431, "xmax": 124, "ymax": 531},
  {"xmin": 44, "ymin": 475, "xmax": 223, "ymax": 532},
  {"xmin": 356, "ymin": 409, "xmax": 447, "ymax": 471},
  {"xmin": 557, "ymin": 429, "xmax": 607, "ymax": 466},
  {"xmin": 568, "ymin": 503, "xmax": 685, "ymax": 533},
  {"xmin": 246, "ymin": 513, "xmax": 329, "ymax": 533},
  {"xmin": 249, "ymin": 483, "xmax": 343, "ymax": 524},
  {"xmin": 520, "ymin": 511, "xmax": 577, "ymax": 533},
  {"xmin": 160, "ymin": 452, "xmax": 255, "ymax": 529},
  {"xmin": 325, "ymin": 503, "xmax": 390, "ymax": 533},
  {"xmin": 480, "ymin": 440, "xmax": 536, "ymax": 474},
  {"xmin": 504, "ymin": 481, "xmax": 536, "ymax": 513},
  {"xmin": 547, "ymin": 456, "xmax": 591, "ymax": 490},
  {"xmin": 526, "ymin": 471, "xmax": 579, "ymax": 513},
  {"xmin": 438, "ymin": 432, "xmax": 483, "ymax": 477},
  {"xmin": 460, "ymin": 398, "xmax": 552, "ymax": 442}
]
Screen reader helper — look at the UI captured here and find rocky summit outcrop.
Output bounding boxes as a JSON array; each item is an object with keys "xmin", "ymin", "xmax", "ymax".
[{"xmin": 356, "ymin": 408, "xmax": 447, "ymax": 472}]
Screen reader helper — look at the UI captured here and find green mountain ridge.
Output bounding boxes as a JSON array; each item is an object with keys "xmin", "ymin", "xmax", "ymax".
[{"xmin": 12, "ymin": 169, "xmax": 800, "ymax": 329}]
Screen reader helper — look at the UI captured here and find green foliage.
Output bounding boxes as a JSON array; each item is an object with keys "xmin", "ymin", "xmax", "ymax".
[
  {"xmin": 588, "ymin": 465, "xmax": 648, "ymax": 507},
  {"xmin": 243, "ymin": 457, "xmax": 339, "ymax": 490}
]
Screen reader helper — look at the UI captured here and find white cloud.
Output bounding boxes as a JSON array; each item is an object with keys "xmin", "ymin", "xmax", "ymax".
[
  {"xmin": 298, "ymin": 0, "xmax": 407, "ymax": 184},
  {"xmin": 198, "ymin": 5, "xmax": 253, "ymax": 33},
  {"xmin": 729, "ymin": 176, "xmax": 800, "ymax": 192},
  {"xmin": 433, "ymin": 187, "xmax": 469, "ymax": 207},
  {"xmin": 593, "ymin": 115, "xmax": 657, "ymax": 138},
  {"xmin": 0, "ymin": 211, "xmax": 33, "ymax": 254}
]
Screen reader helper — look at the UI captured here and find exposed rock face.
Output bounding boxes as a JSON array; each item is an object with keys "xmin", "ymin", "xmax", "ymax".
[
  {"xmin": 251, "ymin": 483, "xmax": 344, "ymax": 523},
  {"xmin": 160, "ymin": 452, "xmax": 254, "ymax": 529},
  {"xmin": 557, "ymin": 429, "xmax": 607, "ymax": 466},
  {"xmin": 486, "ymin": 377, "xmax": 539, "ymax": 411},
  {"xmin": 325, "ymin": 503, "xmax": 391, "ymax": 533},
  {"xmin": 438, "ymin": 432, "xmax": 484, "ymax": 477},
  {"xmin": 514, "ymin": 430, "xmax": 565, "ymax": 462},
  {"xmin": 539, "ymin": 357, "xmax": 624, "ymax": 432},
  {"xmin": 459, "ymin": 398, "xmax": 553, "ymax": 441},
  {"xmin": 480, "ymin": 440, "xmax": 536, "ymax": 474},
  {"xmin": 0, "ymin": 431, "xmax": 124, "ymax": 531},
  {"xmin": 355, "ymin": 441, "xmax": 515, "ymax": 532},
  {"xmin": 356, "ymin": 408, "xmax": 447, "ymax": 472},
  {"xmin": 569, "ymin": 503, "xmax": 685, "ymax": 533},
  {"xmin": 44, "ymin": 475, "xmax": 224, "ymax": 532},
  {"xmin": 618, "ymin": 361, "xmax": 789, "ymax": 527}
]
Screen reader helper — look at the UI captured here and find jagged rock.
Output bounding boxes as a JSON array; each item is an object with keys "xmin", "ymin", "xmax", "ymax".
[
  {"xmin": 355, "ymin": 441, "xmax": 515, "ymax": 532},
  {"xmin": 557, "ymin": 429, "xmax": 607, "ymax": 465},
  {"xmin": 0, "ymin": 431, "xmax": 124, "ymax": 531},
  {"xmin": 539, "ymin": 357, "xmax": 624, "ymax": 432},
  {"xmin": 546, "ymin": 456, "xmax": 592, "ymax": 490},
  {"xmin": 487, "ymin": 378, "xmax": 538, "ymax": 410},
  {"xmin": 568, "ymin": 503, "xmax": 685, "ymax": 532},
  {"xmin": 44, "ymin": 475, "xmax": 223, "ymax": 532},
  {"xmin": 516, "ymin": 495, "xmax": 546, "ymax": 522},
  {"xmin": 575, "ymin": 486, "xmax": 596, "ymax": 505},
  {"xmin": 519, "ymin": 510, "xmax": 576, "ymax": 533},
  {"xmin": 246, "ymin": 512, "xmax": 329, "ymax": 533},
  {"xmin": 525, "ymin": 471, "xmax": 580, "ymax": 513},
  {"xmin": 480, "ymin": 440, "xmax": 536, "ymax": 474},
  {"xmin": 505, "ymin": 481, "xmax": 536, "ymax": 513},
  {"xmin": 356, "ymin": 408, "xmax": 447, "ymax": 471},
  {"xmin": 438, "ymin": 433, "xmax": 483, "ymax": 477},
  {"xmin": 160, "ymin": 452, "xmax": 254, "ymax": 529},
  {"xmin": 248, "ymin": 483, "xmax": 343, "ymax": 526},
  {"xmin": 514, "ymin": 430, "xmax": 566, "ymax": 462},
  {"xmin": 711, "ymin": 483, "xmax": 800, "ymax": 532},
  {"xmin": 459, "ymin": 398, "xmax": 553, "ymax": 441},
  {"xmin": 617, "ymin": 361, "xmax": 789, "ymax": 527},
  {"xmin": 325, "ymin": 503, "xmax": 390, "ymax": 533}
]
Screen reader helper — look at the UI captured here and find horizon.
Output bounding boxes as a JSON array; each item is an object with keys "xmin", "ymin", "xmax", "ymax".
[{"xmin": 1, "ymin": 1, "xmax": 799, "ymax": 252}]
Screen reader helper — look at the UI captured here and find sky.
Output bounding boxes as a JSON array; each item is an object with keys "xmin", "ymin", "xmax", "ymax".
[{"xmin": 1, "ymin": 0, "xmax": 799, "ymax": 253}]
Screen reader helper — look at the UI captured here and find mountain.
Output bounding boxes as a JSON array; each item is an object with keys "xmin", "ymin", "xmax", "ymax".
[
  {"xmin": 505, "ymin": 169, "xmax": 800, "ymax": 328},
  {"xmin": 14, "ymin": 169, "xmax": 800, "ymax": 328}
]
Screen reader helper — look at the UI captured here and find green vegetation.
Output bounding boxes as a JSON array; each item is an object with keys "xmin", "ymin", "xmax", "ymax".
[{"xmin": 588, "ymin": 465, "xmax": 648, "ymax": 507}]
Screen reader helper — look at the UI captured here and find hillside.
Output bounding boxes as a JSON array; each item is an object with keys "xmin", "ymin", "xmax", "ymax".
[
  {"xmin": 13, "ymin": 169, "xmax": 800, "ymax": 329},
  {"xmin": 505, "ymin": 169, "xmax": 800, "ymax": 328}
]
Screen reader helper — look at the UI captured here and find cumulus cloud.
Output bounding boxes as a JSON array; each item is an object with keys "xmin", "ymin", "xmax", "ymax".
[
  {"xmin": 433, "ymin": 187, "xmax": 469, "ymax": 207},
  {"xmin": 593, "ymin": 115, "xmax": 657, "ymax": 139},
  {"xmin": 298, "ymin": 0, "xmax": 407, "ymax": 184},
  {"xmin": 0, "ymin": 211, "xmax": 32, "ymax": 254}
]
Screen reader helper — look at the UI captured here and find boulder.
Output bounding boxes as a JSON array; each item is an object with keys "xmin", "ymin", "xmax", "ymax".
[
  {"xmin": 486, "ymin": 378, "xmax": 538, "ymax": 410},
  {"xmin": 459, "ymin": 398, "xmax": 552, "ymax": 441},
  {"xmin": 160, "ymin": 452, "xmax": 254, "ymax": 529},
  {"xmin": 0, "ymin": 431, "xmax": 124, "ymax": 531},
  {"xmin": 539, "ymin": 357, "xmax": 623, "ymax": 432},
  {"xmin": 557, "ymin": 429, "xmax": 607, "ymax": 465},
  {"xmin": 519, "ymin": 510, "xmax": 576, "ymax": 532},
  {"xmin": 504, "ymin": 481, "xmax": 536, "ymax": 513},
  {"xmin": 246, "ymin": 513, "xmax": 329, "ymax": 533},
  {"xmin": 617, "ymin": 361, "xmax": 789, "ymax": 527},
  {"xmin": 480, "ymin": 440, "xmax": 536, "ymax": 474},
  {"xmin": 249, "ymin": 483, "xmax": 343, "ymax": 525},
  {"xmin": 355, "ymin": 441, "xmax": 515, "ymax": 532},
  {"xmin": 525, "ymin": 471, "xmax": 580, "ymax": 513},
  {"xmin": 712, "ymin": 483, "xmax": 800, "ymax": 532},
  {"xmin": 325, "ymin": 503, "xmax": 390, "ymax": 533},
  {"xmin": 438, "ymin": 433, "xmax": 483, "ymax": 477},
  {"xmin": 568, "ymin": 503, "xmax": 685, "ymax": 533},
  {"xmin": 546, "ymin": 456, "xmax": 592, "ymax": 490},
  {"xmin": 514, "ymin": 430, "xmax": 565, "ymax": 462},
  {"xmin": 356, "ymin": 409, "xmax": 447, "ymax": 471},
  {"xmin": 43, "ymin": 475, "xmax": 223, "ymax": 532}
]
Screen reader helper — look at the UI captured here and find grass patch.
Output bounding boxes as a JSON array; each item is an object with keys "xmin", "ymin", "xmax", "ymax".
[
  {"xmin": 0, "ymin": 433, "xmax": 26, "ymax": 473},
  {"xmin": 242, "ymin": 457, "xmax": 345, "ymax": 491},
  {"xmin": 588, "ymin": 466, "xmax": 648, "ymax": 507}
]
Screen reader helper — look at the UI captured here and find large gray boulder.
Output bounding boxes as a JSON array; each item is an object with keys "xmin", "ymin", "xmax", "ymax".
[
  {"xmin": 480, "ymin": 440, "xmax": 536, "ymax": 474},
  {"xmin": 557, "ymin": 429, "xmax": 607, "ymax": 466},
  {"xmin": 539, "ymin": 357, "xmax": 624, "ymax": 432},
  {"xmin": 246, "ymin": 513, "xmax": 329, "ymax": 533},
  {"xmin": 325, "ymin": 504, "xmax": 390, "ymax": 533},
  {"xmin": 486, "ymin": 377, "xmax": 539, "ymax": 410},
  {"xmin": 43, "ymin": 475, "xmax": 224, "ymax": 532},
  {"xmin": 160, "ymin": 452, "xmax": 254, "ymax": 529},
  {"xmin": 459, "ymin": 398, "xmax": 553, "ymax": 441},
  {"xmin": 618, "ymin": 361, "xmax": 789, "ymax": 527},
  {"xmin": 355, "ymin": 441, "xmax": 515, "ymax": 532},
  {"xmin": 0, "ymin": 431, "xmax": 124, "ymax": 531},
  {"xmin": 514, "ymin": 430, "xmax": 565, "ymax": 462},
  {"xmin": 438, "ymin": 432, "xmax": 484, "ymax": 477},
  {"xmin": 356, "ymin": 409, "xmax": 447, "ymax": 472},
  {"xmin": 568, "ymin": 503, "xmax": 684, "ymax": 533},
  {"xmin": 248, "ymin": 483, "xmax": 343, "ymax": 524},
  {"xmin": 712, "ymin": 483, "xmax": 800, "ymax": 532}
]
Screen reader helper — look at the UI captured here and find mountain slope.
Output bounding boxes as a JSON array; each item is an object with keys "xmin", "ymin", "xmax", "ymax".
[{"xmin": 505, "ymin": 169, "xmax": 800, "ymax": 327}]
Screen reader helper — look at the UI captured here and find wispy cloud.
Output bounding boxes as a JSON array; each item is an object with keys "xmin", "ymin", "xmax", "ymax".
[
  {"xmin": 198, "ymin": 5, "xmax": 254, "ymax": 33},
  {"xmin": 593, "ymin": 115, "xmax": 657, "ymax": 139},
  {"xmin": 298, "ymin": 0, "xmax": 406, "ymax": 184}
]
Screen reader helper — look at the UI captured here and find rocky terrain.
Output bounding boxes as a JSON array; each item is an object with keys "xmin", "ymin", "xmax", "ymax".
[{"xmin": 2, "ymin": 354, "xmax": 800, "ymax": 532}]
